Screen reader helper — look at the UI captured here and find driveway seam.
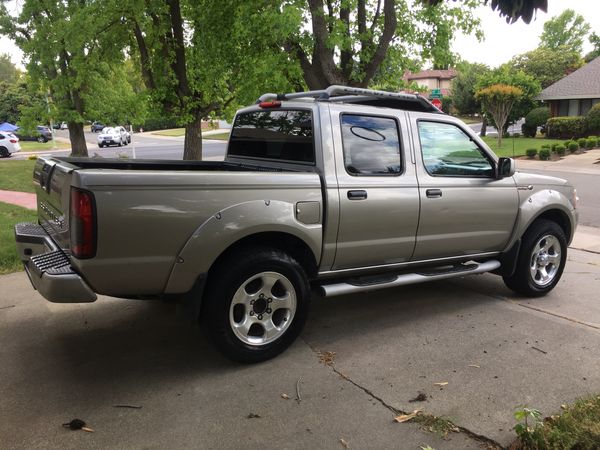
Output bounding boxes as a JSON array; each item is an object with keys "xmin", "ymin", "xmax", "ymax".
[{"xmin": 300, "ymin": 337, "xmax": 504, "ymax": 449}]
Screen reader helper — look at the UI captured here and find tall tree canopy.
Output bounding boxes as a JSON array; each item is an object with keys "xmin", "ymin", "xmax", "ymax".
[
  {"xmin": 0, "ymin": 53, "xmax": 19, "ymax": 83},
  {"xmin": 508, "ymin": 47, "xmax": 583, "ymax": 89},
  {"xmin": 539, "ymin": 9, "xmax": 591, "ymax": 54},
  {"xmin": 451, "ymin": 61, "xmax": 490, "ymax": 116}
]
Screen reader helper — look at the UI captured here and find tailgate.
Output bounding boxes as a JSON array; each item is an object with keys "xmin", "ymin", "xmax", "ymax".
[{"xmin": 32, "ymin": 157, "xmax": 78, "ymax": 251}]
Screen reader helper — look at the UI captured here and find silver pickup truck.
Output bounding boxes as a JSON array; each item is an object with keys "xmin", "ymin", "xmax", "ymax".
[{"xmin": 15, "ymin": 86, "xmax": 578, "ymax": 362}]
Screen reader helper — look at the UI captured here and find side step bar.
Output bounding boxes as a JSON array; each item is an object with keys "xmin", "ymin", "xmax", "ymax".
[{"xmin": 319, "ymin": 260, "xmax": 501, "ymax": 297}]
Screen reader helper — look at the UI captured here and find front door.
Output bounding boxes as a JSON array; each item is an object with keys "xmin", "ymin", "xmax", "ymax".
[{"xmin": 411, "ymin": 117, "xmax": 519, "ymax": 261}]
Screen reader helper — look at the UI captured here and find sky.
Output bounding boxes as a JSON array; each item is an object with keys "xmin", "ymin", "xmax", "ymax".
[{"xmin": 0, "ymin": 1, "xmax": 598, "ymax": 70}]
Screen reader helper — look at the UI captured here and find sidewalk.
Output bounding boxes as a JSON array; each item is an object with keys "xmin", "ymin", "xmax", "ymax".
[
  {"xmin": 515, "ymin": 149, "xmax": 600, "ymax": 175},
  {"xmin": 0, "ymin": 189, "xmax": 36, "ymax": 209}
]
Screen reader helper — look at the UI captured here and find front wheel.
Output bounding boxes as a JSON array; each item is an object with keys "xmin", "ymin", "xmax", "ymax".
[
  {"xmin": 503, "ymin": 219, "xmax": 567, "ymax": 297},
  {"xmin": 202, "ymin": 247, "xmax": 310, "ymax": 363}
]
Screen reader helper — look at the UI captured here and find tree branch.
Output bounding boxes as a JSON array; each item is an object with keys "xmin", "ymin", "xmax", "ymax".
[{"xmin": 359, "ymin": 0, "xmax": 396, "ymax": 87}]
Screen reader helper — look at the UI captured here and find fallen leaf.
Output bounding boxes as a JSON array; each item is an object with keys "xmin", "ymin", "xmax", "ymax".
[
  {"xmin": 394, "ymin": 409, "xmax": 421, "ymax": 423},
  {"xmin": 468, "ymin": 364, "xmax": 480, "ymax": 368},
  {"xmin": 409, "ymin": 392, "xmax": 427, "ymax": 403},
  {"xmin": 339, "ymin": 437, "xmax": 349, "ymax": 448},
  {"xmin": 247, "ymin": 413, "xmax": 261, "ymax": 419},
  {"xmin": 433, "ymin": 382, "xmax": 448, "ymax": 387},
  {"xmin": 281, "ymin": 393, "xmax": 290, "ymax": 400},
  {"xmin": 319, "ymin": 351, "xmax": 336, "ymax": 366}
]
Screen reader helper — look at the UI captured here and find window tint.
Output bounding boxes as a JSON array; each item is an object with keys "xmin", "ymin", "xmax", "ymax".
[
  {"xmin": 229, "ymin": 110, "xmax": 314, "ymax": 164},
  {"xmin": 341, "ymin": 115, "xmax": 401, "ymax": 175},
  {"xmin": 0, "ymin": 134, "xmax": 4, "ymax": 139},
  {"xmin": 418, "ymin": 121, "xmax": 493, "ymax": 177}
]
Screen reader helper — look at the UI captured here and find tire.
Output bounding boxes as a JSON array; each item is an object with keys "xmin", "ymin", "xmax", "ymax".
[
  {"xmin": 202, "ymin": 247, "xmax": 311, "ymax": 363},
  {"xmin": 503, "ymin": 219, "xmax": 567, "ymax": 297},
  {"xmin": 118, "ymin": 139, "xmax": 123, "ymax": 147},
  {"xmin": 37, "ymin": 136, "xmax": 45, "ymax": 143},
  {"xmin": 0, "ymin": 146, "xmax": 9, "ymax": 157}
]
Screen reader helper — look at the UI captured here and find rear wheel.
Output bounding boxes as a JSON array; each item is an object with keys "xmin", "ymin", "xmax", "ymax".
[
  {"xmin": 0, "ymin": 146, "xmax": 9, "ymax": 158},
  {"xmin": 503, "ymin": 219, "xmax": 567, "ymax": 297},
  {"xmin": 202, "ymin": 247, "xmax": 310, "ymax": 363}
]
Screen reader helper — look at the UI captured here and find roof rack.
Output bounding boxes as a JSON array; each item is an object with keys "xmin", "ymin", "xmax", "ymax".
[{"xmin": 257, "ymin": 85, "xmax": 441, "ymax": 113}]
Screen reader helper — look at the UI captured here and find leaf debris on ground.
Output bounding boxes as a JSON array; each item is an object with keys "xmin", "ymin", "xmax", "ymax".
[
  {"xmin": 394, "ymin": 409, "xmax": 422, "ymax": 423},
  {"xmin": 247, "ymin": 413, "xmax": 261, "ymax": 419},
  {"xmin": 318, "ymin": 351, "xmax": 336, "ymax": 366},
  {"xmin": 62, "ymin": 418, "xmax": 94, "ymax": 432},
  {"xmin": 409, "ymin": 392, "xmax": 428, "ymax": 402},
  {"xmin": 468, "ymin": 364, "xmax": 480, "ymax": 368},
  {"xmin": 433, "ymin": 382, "xmax": 448, "ymax": 387},
  {"xmin": 113, "ymin": 404, "xmax": 142, "ymax": 409},
  {"xmin": 339, "ymin": 437, "xmax": 349, "ymax": 448},
  {"xmin": 281, "ymin": 393, "xmax": 290, "ymax": 400}
]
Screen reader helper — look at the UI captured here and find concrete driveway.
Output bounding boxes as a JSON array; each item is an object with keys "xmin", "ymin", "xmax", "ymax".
[{"xmin": 1, "ymin": 247, "xmax": 600, "ymax": 449}]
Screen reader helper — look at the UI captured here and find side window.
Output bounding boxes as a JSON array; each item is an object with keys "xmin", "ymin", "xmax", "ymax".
[
  {"xmin": 417, "ymin": 121, "xmax": 493, "ymax": 177},
  {"xmin": 341, "ymin": 114, "xmax": 401, "ymax": 175},
  {"xmin": 0, "ymin": 133, "xmax": 4, "ymax": 140}
]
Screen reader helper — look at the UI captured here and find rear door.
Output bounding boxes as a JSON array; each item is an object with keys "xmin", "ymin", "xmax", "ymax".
[
  {"xmin": 411, "ymin": 116, "xmax": 519, "ymax": 260},
  {"xmin": 330, "ymin": 104, "xmax": 420, "ymax": 270}
]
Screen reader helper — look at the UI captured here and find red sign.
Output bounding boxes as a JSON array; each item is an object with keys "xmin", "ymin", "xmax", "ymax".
[{"xmin": 431, "ymin": 98, "xmax": 442, "ymax": 110}]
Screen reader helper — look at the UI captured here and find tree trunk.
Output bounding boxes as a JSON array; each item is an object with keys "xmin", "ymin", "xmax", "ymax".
[
  {"xmin": 183, "ymin": 115, "xmax": 203, "ymax": 160},
  {"xmin": 68, "ymin": 123, "xmax": 88, "ymax": 157},
  {"xmin": 479, "ymin": 116, "xmax": 487, "ymax": 137}
]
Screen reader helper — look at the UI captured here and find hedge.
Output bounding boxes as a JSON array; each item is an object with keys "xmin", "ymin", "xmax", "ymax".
[
  {"xmin": 523, "ymin": 107, "xmax": 550, "ymax": 137},
  {"xmin": 588, "ymin": 104, "xmax": 600, "ymax": 133},
  {"xmin": 546, "ymin": 116, "xmax": 588, "ymax": 139},
  {"xmin": 539, "ymin": 149, "xmax": 551, "ymax": 160}
]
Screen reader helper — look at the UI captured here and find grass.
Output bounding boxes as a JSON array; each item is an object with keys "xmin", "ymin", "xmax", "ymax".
[
  {"xmin": 0, "ymin": 203, "xmax": 38, "ymax": 274},
  {"xmin": 514, "ymin": 396, "xmax": 600, "ymax": 449},
  {"xmin": 151, "ymin": 129, "xmax": 230, "ymax": 140},
  {"xmin": 0, "ymin": 160, "xmax": 36, "ymax": 193},
  {"xmin": 482, "ymin": 136, "xmax": 567, "ymax": 158},
  {"xmin": 19, "ymin": 140, "xmax": 70, "ymax": 151}
]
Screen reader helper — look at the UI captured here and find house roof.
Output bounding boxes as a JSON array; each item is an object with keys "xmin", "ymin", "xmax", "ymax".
[
  {"xmin": 404, "ymin": 69, "xmax": 457, "ymax": 81},
  {"xmin": 536, "ymin": 56, "xmax": 600, "ymax": 101}
]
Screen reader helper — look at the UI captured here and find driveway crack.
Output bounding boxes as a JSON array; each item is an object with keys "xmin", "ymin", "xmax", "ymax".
[{"xmin": 301, "ymin": 337, "xmax": 504, "ymax": 449}]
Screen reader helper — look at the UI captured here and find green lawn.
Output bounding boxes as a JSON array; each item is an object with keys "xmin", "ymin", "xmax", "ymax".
[
  {"xmin": 482, "ymin": 136, "xmax": 567, "ymax": 158},
  {"xmin": 0, "ymin": 160, "xmax": 36, "ymax": 193},
  {"xmin": 20, "ymin": 140, "xmax": 70, "ymax": 151},
  {"xmin": 151, "ymin": 129, "xmax": 230, "ymax": 140},
  {"xmin": 0, "ymin": 203, "xmax": 38, "ymax": 274}
]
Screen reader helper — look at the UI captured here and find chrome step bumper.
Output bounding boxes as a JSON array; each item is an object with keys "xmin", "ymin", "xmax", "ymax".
[{"xmin": 14, "ymin": 222, "xmax": 97, "ymax": 303}]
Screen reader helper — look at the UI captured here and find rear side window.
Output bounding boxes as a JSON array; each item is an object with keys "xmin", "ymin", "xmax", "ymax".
[
  {"xmin": 229, "ymin": 110, "xmax": 314, "ymax": 164},
  {"xmin": 341, "ymin": 114, "xmax": 401, "ymax": 175}
]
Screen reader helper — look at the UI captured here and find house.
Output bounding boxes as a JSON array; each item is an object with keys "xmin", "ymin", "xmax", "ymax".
[
  {"xmin": 536, "ymin": 56, "xmax": 600, "ymax": 117},
  {"xmin": 403, "ymin": 69, "xmax": 457, "ymax": 97}
]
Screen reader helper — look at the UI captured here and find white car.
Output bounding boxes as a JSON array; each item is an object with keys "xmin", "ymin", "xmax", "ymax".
[
  {"xmin": 97, "ymin": 126, "xmax": 129, "ymax": 148},
  {"xmin": 0, "ymin": 132, "xmax": 21, "ymax": 157}
]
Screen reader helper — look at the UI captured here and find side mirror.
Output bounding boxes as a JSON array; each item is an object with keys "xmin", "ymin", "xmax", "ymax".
[{"xmin": 496, "ymin": 157, "xmax": 515, "ymax": 179}]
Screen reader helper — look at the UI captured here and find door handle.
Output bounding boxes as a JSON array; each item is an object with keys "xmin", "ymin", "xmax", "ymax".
[
  {"xmin": 347, "ymin": 190, "xmax": 368, "ymax": 200},
  {"xmin": 426, "ymin": 189, "xmax": 442, "ymax": 198}
]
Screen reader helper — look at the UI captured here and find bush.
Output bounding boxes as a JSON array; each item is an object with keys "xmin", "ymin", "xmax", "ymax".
[
  {"xmin": 546, "ymin": 116, "xmax": 588, "ymax": 138},
  {"xmin": 587, "ymin": 136, "xmax": 598, "ymax": 149},
  {"xmin": 551, "ymin": 143, "xmax": 559, "ymax": 152},
  {"xmin": 513, "ymin": 132, "xmax": 521, "ymax": 138},
  {"xmin": 587, "ymin": 103, "xmax": 600, "ymax": 133},
  {"xmin": 555, "ymin": 144, "xmax": 566, "ymax": 156},
  {"xmin": 539, "ymin": 149, "xmax": 551, "ymax": 160},
  {"xmin": 521, "ymin": 123, "xmax": 537, "ymax": 137},
  {"xmin": 567, "ymin": 141, "xmax": 579, "ymax": 153},
  {"xmin": 540, "ymin": 144, "xmax": 551, "ymax": 150},
  {"xmin": 525, "ymin": 148, "xmax": 538, "ymax": 158},
  {"xmin": 523, "ymin": 107, "xmax": 550, "ymax": 137},
  {"xmin": 578, "ymin": 137, "xmax": 588, "ymax": 148}
]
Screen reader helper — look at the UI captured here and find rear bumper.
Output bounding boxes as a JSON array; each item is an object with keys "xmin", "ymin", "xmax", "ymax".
[{"xmin": 14, "ymin": 222, "xmax": 97, "ymax": 303}]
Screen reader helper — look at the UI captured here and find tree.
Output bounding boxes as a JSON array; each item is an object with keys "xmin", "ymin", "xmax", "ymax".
[
  {"xmin": 0, "ymin": 53, "xmax": 19, "ymax": 83},
  {"xmin": 451, "ymin": 61, "xmax": 490, "ymax": 116},
  {"xmin": 283, "ymin": 0, "xmax": 482, "ymax": 90},
  {"xmin": 423, "ymin": 0, "xmax": 548, "ymax": 24},
  {"xmin": 509, "ymin": 47, "xmax": 583, "ymax": 88},
  {"xmin": 585, "ymin": 32, "xmax": 600, "ymax": 62},
  {"xmin": 539, "ymin": 9, "xmax": 591, "ymax": 54},
  {"xmin": 476, "ymin": 84, "xmax": 523, "ymax": 147},
  {"xmin": 477, "ymin": 67, "xmax": 541, "ymax": 133}
]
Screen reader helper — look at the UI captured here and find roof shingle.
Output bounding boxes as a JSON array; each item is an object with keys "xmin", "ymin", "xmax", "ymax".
[{"xmin": 536, "ymin": 56, "xmax": 600, "ymax": 101}]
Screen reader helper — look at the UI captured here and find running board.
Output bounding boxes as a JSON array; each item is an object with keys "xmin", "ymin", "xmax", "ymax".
[{"xmin": 319, "ymin": 260, "xmax": 501, "ymax": 297}]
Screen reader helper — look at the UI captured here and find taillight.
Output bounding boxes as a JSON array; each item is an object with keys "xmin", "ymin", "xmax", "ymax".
[
  {"xmin": 70, "ymin": 187, "xmax": 96, "ymax": 258},
  {"xmin": 9, "ymin": 139, "xmax": 17, "ymax": 143},
  {"xmin": 259, "ymin": 101, "xmax": 281, "ymax": 108}
]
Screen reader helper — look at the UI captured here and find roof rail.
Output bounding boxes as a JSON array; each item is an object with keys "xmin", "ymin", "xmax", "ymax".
[{"xmin": 256, "ymin": 85, "xmax": 440, "ymax": 113}]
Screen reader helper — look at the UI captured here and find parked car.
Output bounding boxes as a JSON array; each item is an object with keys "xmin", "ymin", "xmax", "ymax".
[
  {"xmin": 97, "ymin": 126, "xmax": 128, "ymax": 147},
  {"xmin": 16, "ymin": 125, "xmax": 53, "ymax": 143},
  {"xmin": 52, "ymin": 122, "xmax": 68, "ymax": 130},
  {"xmin": 0, "ymin": 132, "xmax": 21, "ymax": 157},
  {"xmin": 15, "ymin": 85, "xmax": 578, "ymax": 363},
  {"xmin": 91, "ymin": 121, "xmax": 105, "ymax": 133}
]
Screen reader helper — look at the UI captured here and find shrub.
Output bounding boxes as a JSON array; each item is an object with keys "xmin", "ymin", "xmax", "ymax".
[
  {"xmin": 539, "ymin": 149, "xmax": 551, "ymax": 160},
  {"xmin": 513, "ymin": 132, "xmax": 521, "ymax": 138},
  {"xmin": 555, "ymin": 144, "xmax": 566, "ymax": 156},
  {"xmin": 540, "ymin": 144, "xmax": 551, "ymax": 150},
  {"xmin": 587, "ymin": 103, "xmax": 600, "ymax": 133},
  {"xmin": 525, "ymin": 148, "xmax": 538, "ymax": 158},
  {"xmin": 567, "ymin": 141, "xmax": 579, "ymax": 153},
  {"xmin": 546, "ymin": 116, "xmax": 588, "ymax": 138},
  {"xmin": 523, "ymin": 107, "xmax": 550, "ymax": 137},
  {"xmin": 587, "ymin": 136, "xmax": 598, "ymax": 149},
  {"xmin": 551, "ymin": 143, "xmax": 559, "ymax": 152},
  {"xmin": 578, "ymin": 137, "xmax": 588, "ymax": 148}
]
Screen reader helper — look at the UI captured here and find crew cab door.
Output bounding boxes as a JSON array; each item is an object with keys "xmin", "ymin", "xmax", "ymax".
[
  {"xmin": 410, "ymin": 115, "xmax": 519, "ymax": 260},
  {"xmin": 329, "ymin": 105, "xmax": 420, "ymax": 270}
]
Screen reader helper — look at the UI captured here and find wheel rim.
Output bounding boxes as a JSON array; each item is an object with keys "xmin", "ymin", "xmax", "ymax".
[
  {"xmin": 529, "ymin": 234, "xmax": 562, "ymax": 287},
  {"xmin": 229, "ymin": 271, "xmax": 297, "ymax": 346}
]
